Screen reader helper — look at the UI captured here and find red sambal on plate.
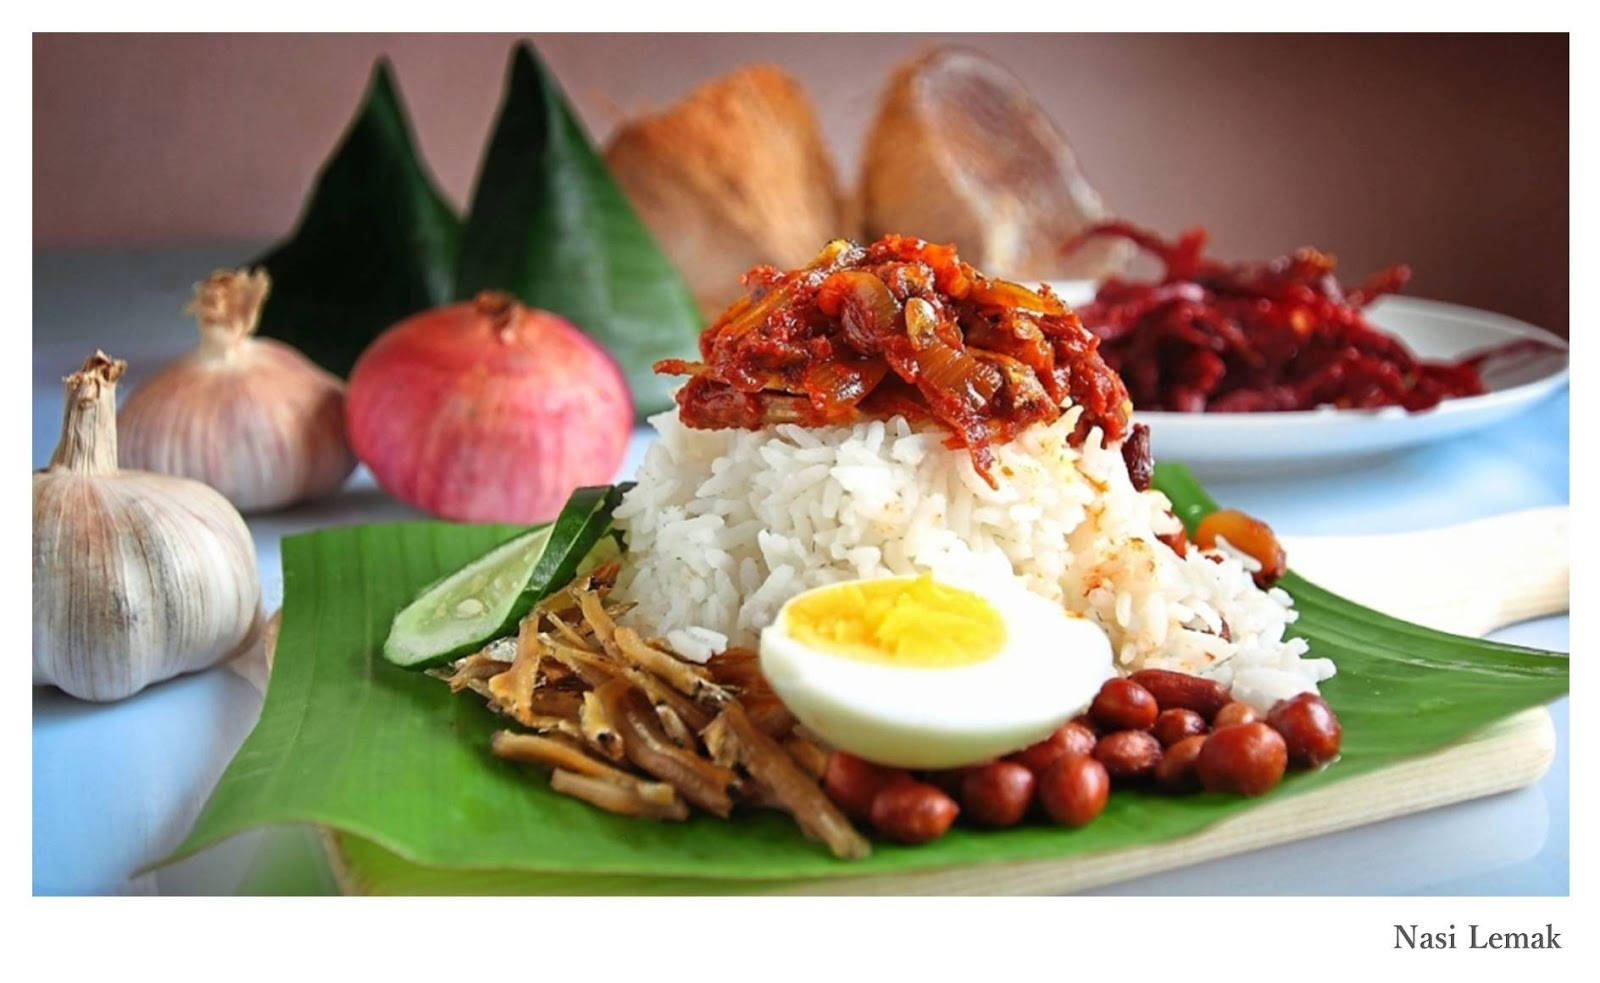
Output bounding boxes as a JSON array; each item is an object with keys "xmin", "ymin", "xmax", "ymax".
[{"xmin": 1062, "ymin": 221, "xmax": 1511, "ymax": 414}]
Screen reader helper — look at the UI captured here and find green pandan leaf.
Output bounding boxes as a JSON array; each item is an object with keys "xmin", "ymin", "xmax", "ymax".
[
  {"xmin": 167, "ymin": 467, "xmax": 1566, "ymax": 892},
  {"xmin": 454, "ymin": 43, "xmax": 701, "ymax": 417},
  {"xmin": 254, "ymin": 60, "xmax": 461, "ymax": 377}
]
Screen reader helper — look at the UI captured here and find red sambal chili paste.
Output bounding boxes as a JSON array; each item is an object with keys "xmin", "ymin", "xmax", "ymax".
[
  {"xmin": 1063, "ymin": 221, "xmax": 1508, "ymax": 414},
  {"xmin": 656, "ymin": 235, "xmax": 1133, "ymax": 489}
]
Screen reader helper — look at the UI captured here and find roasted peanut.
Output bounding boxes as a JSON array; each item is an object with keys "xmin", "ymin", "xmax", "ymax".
[
  {"xmin": 1122, "ymin": 423, "xmax": 1154, "ymax": 491},
  {"xmin": 1197, "ymin": 723, "xmax": 1287, "ymax": 796},
  {"xmin": 959, "ymin": 761, "xmax": 1036, "ymax": 828},
  {"xmin": 1128, "ymin": 669, "xmax": 1229, "ymax": 720},
  {"xmin": 1090, "ymin": 678, "xmax": 1159, "ymax": 731},
  {"xmin": 869, "ymin": 778, "xmax": 960, "ymax": 844},
  {"xmin": 823, "ymin": 752, "xmax": 903, "ymax": 820},
  {"xmin": 1009, "ymin": 721, "xmax": 1097, "ymax": 774},
  {"xmin": 1268, "ymin": 693, "xmax": 1343, "ymax": 766},
  {"xmin": 1154, "ymin": 734, "xmax": 1206, "ymax": 792},
  {"xmin": 1193, "ymin": 509, "xmax": 1287, "ymax": 588},
  {"xmin": 1212, "ymin": 701, "xmax": 1260, "ymax": 729},
  {"xmin": 1037, "ymin": 753, "xmax": 1110, "ymax": 827},
  {"xmin": 1153, "ymin": 708, "xmax": 1207, "ymax": 747},
  {"xmin": 1093, "ymin": 730, "xmax": 1162, "ymax": 781}
]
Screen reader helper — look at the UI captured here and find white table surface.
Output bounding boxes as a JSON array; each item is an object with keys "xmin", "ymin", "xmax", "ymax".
[{"xmin": 32, "ymin": 247, "xmax": 1570, "ymax": 895}]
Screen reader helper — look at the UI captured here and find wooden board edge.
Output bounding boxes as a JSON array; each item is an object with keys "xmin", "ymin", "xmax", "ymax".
[{"xmin": 319, "ymin": 826, "xmax": 363, "ymax": 897}]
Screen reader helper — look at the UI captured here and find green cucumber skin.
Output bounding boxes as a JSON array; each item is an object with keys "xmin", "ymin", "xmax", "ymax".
[
  {"xmin": 381, "ymin": 483, "xmax": 634, "ymax": 670},
  {"xmin": 523, "ymin": 483, "xmax": 633, "ymax": 605},
  {"xmin": 383, "ymin": 614, "xmax": 513, "ymax": 671}
]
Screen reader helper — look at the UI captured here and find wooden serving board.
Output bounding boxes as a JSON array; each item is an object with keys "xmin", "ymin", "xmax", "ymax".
[{"xmin": 292, "ymin": 508, "xmax": 1565, "ymax": 895}]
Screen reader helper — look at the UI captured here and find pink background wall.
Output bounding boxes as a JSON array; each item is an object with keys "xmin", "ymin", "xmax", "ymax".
[{"xmin": 33, "ymin": 33, "xmax": 1568, "ymax": 334}]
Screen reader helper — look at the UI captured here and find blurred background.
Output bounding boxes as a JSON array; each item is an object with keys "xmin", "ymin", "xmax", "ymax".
[{"xmin": 33, "ymin": 33, "xmax": 1568, "ymax": 334}]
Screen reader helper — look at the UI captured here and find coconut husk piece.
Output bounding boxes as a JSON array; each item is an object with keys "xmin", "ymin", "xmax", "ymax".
[
  {"xmin": 604, "ymin": 64, "xmax": 850, "ymax": 319},
  {"xmin": 860, "ymin": 46, "xmax": 1130, "ymax": 282}
]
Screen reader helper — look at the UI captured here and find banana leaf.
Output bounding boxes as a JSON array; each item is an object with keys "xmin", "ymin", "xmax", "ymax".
[
  {"xmin": 167, "ymin": 463, "xmax": 1567, "ymax": 890},
  {"xmin": 454, "ymin": 43, "xmax": 702, "ymax": 417},
  {"xmin": 254, "ymin": 61, "xmax": 461, "ymax": 377}
]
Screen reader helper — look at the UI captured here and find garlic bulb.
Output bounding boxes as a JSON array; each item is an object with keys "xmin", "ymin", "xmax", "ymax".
[
  {"xmin": 119, "ymin": 268, "xmax": 355, "ymax": 512},
  {"xmin": 34, "ymin": 352, "xmax": 262, "ymax": 702}
]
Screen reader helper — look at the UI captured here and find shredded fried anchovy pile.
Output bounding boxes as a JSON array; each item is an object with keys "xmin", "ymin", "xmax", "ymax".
[{"xmin": 432, "ymin": 562, "xmax": 871, "ymax": 860}]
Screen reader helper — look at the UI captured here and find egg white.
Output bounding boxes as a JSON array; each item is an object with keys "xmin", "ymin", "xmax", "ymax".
[{"xmin": 758, "ymin": 575, "xmax": 1115, "ymax": 769}]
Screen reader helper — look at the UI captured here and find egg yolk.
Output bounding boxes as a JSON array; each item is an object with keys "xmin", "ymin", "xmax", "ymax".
[{"xmin": 783, "ymin": 574, "xmax": 1007, "ymax": 667}]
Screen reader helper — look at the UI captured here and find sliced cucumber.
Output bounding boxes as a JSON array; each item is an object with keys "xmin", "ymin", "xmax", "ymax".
[{"xmin": 382, "ymin": 483, "xmax": 632, "ymax": 669}]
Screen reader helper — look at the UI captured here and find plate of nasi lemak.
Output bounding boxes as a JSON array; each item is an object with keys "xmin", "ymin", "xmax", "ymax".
[{"xmin": 170, "ymin": 236, "xmax": 1568, "ymax": 894}]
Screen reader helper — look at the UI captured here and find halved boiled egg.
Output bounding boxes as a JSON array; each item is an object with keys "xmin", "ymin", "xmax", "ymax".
[{"xmin": 758, "ymin": 573, "xmax": 1114, "ymax": 769}]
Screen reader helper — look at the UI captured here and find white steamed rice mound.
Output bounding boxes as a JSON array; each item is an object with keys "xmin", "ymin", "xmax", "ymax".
[{"xmin": 613, "ymin": 406, "xmax": 1335, "ymax": 710}]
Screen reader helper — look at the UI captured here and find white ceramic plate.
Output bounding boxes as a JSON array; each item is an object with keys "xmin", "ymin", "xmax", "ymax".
[{"xmin": 1049, "ymin": 282, "xmax": 1569, "ymax": 470}]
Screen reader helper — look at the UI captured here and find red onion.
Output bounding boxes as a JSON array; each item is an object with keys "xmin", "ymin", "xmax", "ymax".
[{"xmin": 346, "ymin": 292, "xmax": 632, "ymax": 523}]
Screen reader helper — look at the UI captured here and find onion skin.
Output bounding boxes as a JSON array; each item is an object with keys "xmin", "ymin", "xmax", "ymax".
[{"xmin": 346, "ymin": 294, "xmax": 633, "ymax": 523}]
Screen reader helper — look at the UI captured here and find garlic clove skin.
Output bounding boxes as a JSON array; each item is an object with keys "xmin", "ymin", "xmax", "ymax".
[
  {"xmin": 118, "ymin": 269, "xmax": 357, "ymax": 513},
  {"xmin": 33, "ymin": 471, "xmax": 262, "ymax": 702},
  {"xmin": 120, "ymin": 337, "xmax": 355, "ymax": 512},
  {"xmin": 34, "ymin": 352, "xmax": 263, "ymax": 702}
]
